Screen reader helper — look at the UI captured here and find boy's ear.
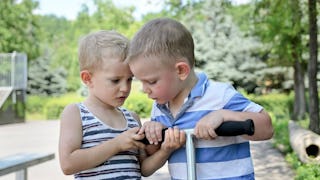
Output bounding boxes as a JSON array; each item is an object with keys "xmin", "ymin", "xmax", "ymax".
[
  {"xmin": 80, "ymin": 70, "xmax": 92, "ymax": 87},
  {"xmin": 175, "ymin": 62, "xmax": 190, "ymax": 80}
]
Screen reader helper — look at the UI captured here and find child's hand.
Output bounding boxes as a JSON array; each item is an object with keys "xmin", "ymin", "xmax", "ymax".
[
  {"xmin": 139, "ymin": 121, "xmax": 166, "ymax": 145},
  {"xmin": 194, "ymin": 111, "xmax": 224, "ymax": 140},
  {"xmin": 161, "ymin": 127, "xmax": 186, "ymax": 153},
  {"xmin": 115, "ymin": 127, "xmax": 146, "ymax": 151}
]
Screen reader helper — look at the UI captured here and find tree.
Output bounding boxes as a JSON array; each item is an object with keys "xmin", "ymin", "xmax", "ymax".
[
  {"xmin": 36, "ymin": 0, "xmax": 138, "ymax": 93},
  {"xmin": 307, "ymin": 0, "xmax": 319, "ymax": 133},
  {"xmin": 0, "ymin": 0, "xmax": 40, "ymax": 60},
  {"xmin": 182, "ymin": 0, "xmax": 267, "ymax": 93},
  {"xmin": 254, "ymin": 0, "xmax": 307, "ymax": 120},
  {"xmin": 27, "ymin": 54, "xmax": 67, "ymax": 96}
]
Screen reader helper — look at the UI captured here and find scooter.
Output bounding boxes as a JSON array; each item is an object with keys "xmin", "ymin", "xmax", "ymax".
[{"xmin": 141, "ymin": 119, "xmax": 255, "ymax": 180}]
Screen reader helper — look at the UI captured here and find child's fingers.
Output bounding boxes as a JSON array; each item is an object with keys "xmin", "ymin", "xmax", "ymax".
[
  {"xmin": 179, "ymin": 130, "xmax": 186, "ymax": 143},
  {"xmin": 155, "ymin": 125, "xmax": 163, "ymax": 142},
  {"xmin": 173, "ymin": 126, "xmax": 180, "ymax": 142},
  {"xmin": 208, "ymin": 127, "xmax": 217, "ymax": 139},
  {"xmin": 138, "ymin": 125, "xmax": 145, "ymax": 135},
  {"xmin": 128, "ymin": 127, "xmax": 140, "ymax": 133},
  {"xmin": 145, "ymin": 125, "xmax": 155, "ymax": 144}
]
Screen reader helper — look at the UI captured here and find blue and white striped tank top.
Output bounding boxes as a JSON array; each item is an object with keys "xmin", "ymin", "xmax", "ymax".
[{"xmin": 74, "ymin": 103, "xmax": 141, "ymax": 180}]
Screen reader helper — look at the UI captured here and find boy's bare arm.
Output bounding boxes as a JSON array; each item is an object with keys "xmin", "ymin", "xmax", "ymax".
[
  {"xmin": 59, "ymin": 104, "xmax": 145, "ymax": 175},
  {"xmin": 195, "ymin": 109, "xmax": 273, "ymax": 141},
  {"xmin": 140, "ymin": 128, "xmax": 186, "ymax": 177}
]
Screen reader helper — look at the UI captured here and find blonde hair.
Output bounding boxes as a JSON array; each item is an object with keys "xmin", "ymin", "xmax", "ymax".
[
  {"xmin": 78, "ymin": 30, "xmax": 129, "ymax": 72},
  {"xmin": 127, "ymin": 18, "xmax": 195, "ymax": 67}
]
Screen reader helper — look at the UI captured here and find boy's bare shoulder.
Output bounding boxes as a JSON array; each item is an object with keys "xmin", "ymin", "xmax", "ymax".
[
  {"xmin": 63, "ymin": 103, "xmax": 79, "ymax": 112},
  {"xmin": 61, "ymin": 103, "xmax": 80, "ymax": 119}
]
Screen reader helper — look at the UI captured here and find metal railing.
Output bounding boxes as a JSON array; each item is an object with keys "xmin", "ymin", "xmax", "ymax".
[{"xmin": 0, "ymin": 52, "xmax": 27, "ymax": 90}]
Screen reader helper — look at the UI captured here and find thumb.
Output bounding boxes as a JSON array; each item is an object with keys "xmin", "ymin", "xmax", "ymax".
[
  {"xmin": 138, "ymin": 125, "xmax": 145, "ymax": 135},
  {"xmin": 128, "ymin": 127, "xmax": 140, "ymax": 133}
]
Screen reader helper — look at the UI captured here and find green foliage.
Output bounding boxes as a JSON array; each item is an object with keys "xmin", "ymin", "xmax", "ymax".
[
  {"xmin": 26, "ymin": 89, "xmax": 152, "ymax": 120},
  {"xmin": 249, "ymin": 92, "xmax": 320, "ymax": 179},
  {"xmin": 27, "ymin": 55, "xmax": 67, "ymax": 96},
  {"xmin": 225, "ymin": 3, "xmax": 253, "ymax": 33},
  {"xmin": 248, "ymin": 92, "xmax": 293, "ymax": 153},
  {"xmin": 286, "ymin": 152, "xmax": 320, "ymax": 180},
  {"xmin": 26, "ymin": 93, "xmax": 84, "ymax": 120},
  {"xmin": 44, "ymin": 94, "xmax": 83, "ymax": 120},
  {"xmin": 253, "ymin": 0, "xmax": 308, "ymax": 65},
  {"xmin": 295, "ymin": 163, "xmax": 320, "ymax": 180},
  {"xmin": 35, "ymin": 0, "xmax": 140, "ymax": 93},
  {"xmin": 124, "ymin": 90, "xmax": 153, "ymax": 118},
  {"xmin": 248, "ymin": 92, "xmax": 294, "ymax": 118},
  {"xmin": 26, "ymin": 95, "xmax": 47, "ymax": 114},
  {"xmin": 0, "ymin": 0, "xmax": 41, "ymax": 60},
  {"xmin": 181, "ymin": 0, "xmax": 268, "ymax": 93}
]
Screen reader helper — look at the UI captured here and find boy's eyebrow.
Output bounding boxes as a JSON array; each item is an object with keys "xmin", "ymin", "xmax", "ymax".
[{"xmin": 135, "ymin": 76, "xmax": 155, "ymax": 81}]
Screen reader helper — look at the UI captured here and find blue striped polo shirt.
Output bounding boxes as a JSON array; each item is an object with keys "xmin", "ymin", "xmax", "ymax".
[{"xmin": 151, "ymin": 72, "xmax": 262, "ymax": 180}]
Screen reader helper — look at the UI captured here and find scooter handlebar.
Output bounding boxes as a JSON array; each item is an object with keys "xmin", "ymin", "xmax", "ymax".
[{"xmin": 140, "ymin": 119, "xmax": 254, "ymax": 145}]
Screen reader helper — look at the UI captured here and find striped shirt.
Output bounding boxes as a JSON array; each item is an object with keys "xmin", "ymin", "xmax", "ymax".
[
  {"xmin": 151, "ymin": 72, "xmax": 263, "ymax": 180},
  {"xmin": 74, "ymin": 103, "xmax": 141, "ymax": 180}
]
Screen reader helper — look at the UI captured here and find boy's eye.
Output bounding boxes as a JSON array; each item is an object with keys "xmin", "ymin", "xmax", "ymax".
[
  {"xmin": 111, "ymin": 79, "xmax": 119, "ymax": 83},
  {"xmin": 128, "ymin": 77, "xmax": 133, "ymax": 82},
  {"xmin": 148, "ymin": 80, "xmax": 156, "ymax": 85}
]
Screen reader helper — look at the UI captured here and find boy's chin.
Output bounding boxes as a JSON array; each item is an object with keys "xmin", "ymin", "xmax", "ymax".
[{"xmin": 155, "ymin": 100, "xmax": 167, "ymax": 105}]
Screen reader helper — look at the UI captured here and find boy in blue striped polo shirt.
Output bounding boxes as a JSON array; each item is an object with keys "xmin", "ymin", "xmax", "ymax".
[{"xmin": 127, "ymin": 18, "xmax": 274, "ymax": 179}]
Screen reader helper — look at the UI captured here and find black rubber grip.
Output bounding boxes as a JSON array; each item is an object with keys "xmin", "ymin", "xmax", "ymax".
[
  {"xmin": 215, "ymin": 119, "xmax": 255, "ymax": 136},
  {"xmin": 139, "ymin": 119, "xmax": 254, "ymax": 144}
]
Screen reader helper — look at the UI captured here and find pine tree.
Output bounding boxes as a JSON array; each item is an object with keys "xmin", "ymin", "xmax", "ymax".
[
  {"xmin": 182, "ymin": 0, "xmax": 267, "ymax": 93},
  {"xmin": 27, "ymin": 55, "xmax": 67, "ymax": 96}
]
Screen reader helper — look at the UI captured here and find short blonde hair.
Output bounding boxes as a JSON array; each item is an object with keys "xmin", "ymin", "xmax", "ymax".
[
  {"xmin": 127, "ymin": 18, "xmax": 195, "ymax": 67},
  {"xmin": 78, "ymin": 30, "xmax": 129, "ymax": 72}
]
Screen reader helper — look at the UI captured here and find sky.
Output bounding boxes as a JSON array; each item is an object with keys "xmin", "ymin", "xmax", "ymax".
[
  {"xmin": 35, "ymin": 0, "xmax": 165, "ymax": 20},
  {"xmin": 35, "ymin": 0, "xmax": 250, "ymax": 20}
]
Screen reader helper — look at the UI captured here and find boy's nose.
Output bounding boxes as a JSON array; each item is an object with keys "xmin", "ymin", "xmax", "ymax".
[
  {"xmin": 120, "ymin": 82, "xmax": 130, "ymax": 92},
  {"xmin": 142, "ymin": 85, "xmax": 151, "ymax": 94}
]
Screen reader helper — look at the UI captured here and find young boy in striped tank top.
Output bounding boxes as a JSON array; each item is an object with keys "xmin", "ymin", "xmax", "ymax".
[
  {"xmin": 59, "ymin": 30, "xmax": 186, "ymax": 179},
  {"xmin": 126, "ymin": 18, "xmax": 274, "ymax": 179}
]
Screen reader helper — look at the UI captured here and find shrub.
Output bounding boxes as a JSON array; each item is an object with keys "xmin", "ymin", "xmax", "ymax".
[
  {"xmin": 26, "ymin": 95, "xmax": 48, "ymax": 114},
  {"xmin": 26, "ymin": 93, "xmax": 84, "ymax": 120},
  {"xmin": 124, "ymin": 91, "xmax": 153, "ymax": 118},
  {"xmin": 44, "ymin": 93, "xmax": 84, "ymax": 120}
]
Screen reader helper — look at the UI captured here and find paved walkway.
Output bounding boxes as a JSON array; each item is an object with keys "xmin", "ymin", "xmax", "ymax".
[{"xmin": 0, "ymin": 121, "xmax": 294, "ymax": 180}]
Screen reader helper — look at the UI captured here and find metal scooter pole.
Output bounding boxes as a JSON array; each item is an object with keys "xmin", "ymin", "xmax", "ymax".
[
  {"xmin": 184, "ymin": 129, "xmax": 196, "ymax": 180},
  {"xmin": 139, "ymin": 119, "xmax": 255, "ymax": 179},
  {"xmin": 182, "ymin": 119, "xmax": 255, "ymax": 180}
]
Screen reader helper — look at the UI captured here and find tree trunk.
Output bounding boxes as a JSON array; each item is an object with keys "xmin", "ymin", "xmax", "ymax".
[
  {"xmin": 291, "ymin": 0, "xmax": 306, "ymax": 120},
  {"xmin": 308, "ymin": 0, "xmax": 320, "ymax": 134},
  {"xmin": 293, "ymin": 59, "xmax": 306, "ymax": 120}
]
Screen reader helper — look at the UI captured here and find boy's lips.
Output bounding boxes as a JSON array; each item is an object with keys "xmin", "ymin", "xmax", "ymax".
[{"xmin": 118, "ymin": 96, "xmax": 128, "ymax": 100}]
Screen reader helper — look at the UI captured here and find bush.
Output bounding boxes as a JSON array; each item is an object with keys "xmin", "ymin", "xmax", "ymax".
[
  {"xmin": 124, "ymin": 91, "xmax": 153, "ymax": 118},
  {"xmin": 26, "ymin": 95, "xmax": 48, "ymax": 114},
  {"xmin": 247, "ymin": 92, "xmax": 294, "ymax": 119},
  {"xmin": 26, "ymin": 90, "xmax": 152, "ymax": 120},
  {"xmin": 26, "ymin": 93, "xmax": 84, "ymax": 120}
]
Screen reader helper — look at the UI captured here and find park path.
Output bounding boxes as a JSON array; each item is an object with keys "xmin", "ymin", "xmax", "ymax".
[{"xmin": 0, "ymin": 120, "xmax": 294, "ymax": 180}]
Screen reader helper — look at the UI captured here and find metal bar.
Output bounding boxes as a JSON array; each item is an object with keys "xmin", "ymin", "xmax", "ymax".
[
  {"xmin": 15, "ymin": 169, "xmax": 27, "ymax": 180},
  {"xmin": 184, "ymin": 129, "xmax": 196, "ymax": 180},
  {"xmin": 11, "ymin": 52, "xmax": 16, "ymax": 104}
]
